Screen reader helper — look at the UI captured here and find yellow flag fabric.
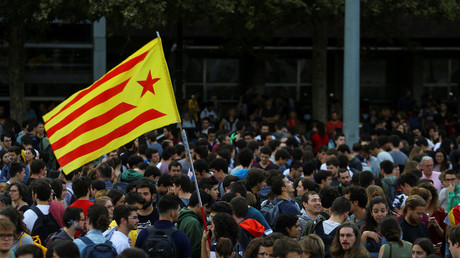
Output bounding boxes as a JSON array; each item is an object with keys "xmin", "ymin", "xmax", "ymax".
[{"xmin": 43, "ymin": 37, "xmax": 181, "ymax": 174}]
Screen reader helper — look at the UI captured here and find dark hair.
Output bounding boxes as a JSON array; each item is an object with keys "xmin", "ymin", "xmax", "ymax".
[
  {"xmin": 260, "ymin": 146, "xmax": 272, "ymax": 155},
  {"xmin": 199, "ymin": 177, "xmax": 219, "ymax": 191},
  {"xmin": 9, "ymin": 162, "xmax": 25, "ymax": 178},
  {"xmin": 230, "ymin": 196, "xmax": 248, "ymax": 218},
  {"xmin": 193, "ymin": 159, "xmax": 209, "ymax": 175},
  {"xmin": 158, "ymin": 194, "xmax": 181, "ymax": 215},
  {"xmin": 116, "ymin": 248, "xmax": 148, "ymax": 258},
  {"xmin": 136, "ymin": 178, "xmax": 157, "ymax": 195},
  {"xmin": 246, "ymin": 168, "xmax": 266, "ymax": 189},
  {"xmin": 0, "ymin": 192, "xmax": 11, "ymax": 207},
  {"xmin": 63, "ymin": 207, "xmax": 84, "ymax": 228},
  {"xmin": 330, "ymin": 196, "xmax": 351, "ymax": 215},
  {"xmin": 326, "ymin": 157, "xmax": 339, "ymax": 167},
  {"xmin": 275, "ymin": 149, "xmax": 290, "ymax": 161},
  {"xmin": 274, "ymin": 213, "xmax": 298, "ymax": 237},
  {"xmin": 168, "ymin": 161, "xmax": 182, "ymax": 171},
  {"xmin": 0, "ymin": 206, "xmax": 29, "ymax": 235},
  {"xmin": 47, "ymin": 240, "xmax": 81, "ymax": 258},
  {"xmin": 16, "ymin": 244, "xmax": 43, "ymax": 258},
  {"xmin": 229, "ymin": 181, "xmax": 247, "ymax": 197},
  {"xmin": 271, "ymin": 175, "xmax": 286, "ymax": 196},
  {"xmin": 362, "ymin": 196, "xmax": 389, "ymax": 232},
  {"xmin": 8, "ymin": 181, "xmax": 28, "ymax": 203},
  {"xmin": 108, "ymin": 189, "xmax": 125, "ymax": 206},
  {"xmin": 261, "ymin": 232, "xmax": 286, "ymax": 248},
  {"xmin": 244, "ymin": 238, "xmax": 264, "ymax": 258},
  {"xmin": 303, "ymin": 161, "xmax": 317, "ymax": 176},
  {"xmin": 318, "ymin": 186, "xmax": 339, "ymax": 209},
  {"xmin": 314, "ymin": 170, "xmax": 331, "ymax": 185},
  {"xmin": 171, "ymin": 174, "xmax": 192, "ymax": 193},
  {"xmin": 397, "ymin": 172, "xmax": 419, "ymax": 187},
  {"xmin": 380, "ymin": 216, "xmax": 403, "ymax": 247},
  {"xmin": 157, "ymin": 173, "xmax": 173, "ymax": 187},
  {"xmin": 413, "ymin": 238, "xmax": 435, "ymax": 256},
  {"xmin": 113, "ymin": 205, "xmax": 139, "ymax": 225},
  {"xmin": 299, "ymin": 178, "xmax": 316, "ymax": 192},
  {"xmin": 209, "ymin": 158, "xmax": 228, "ymax": 174},
  {"xmin": 359, "ymin": 171, "xmax": 375, "ymax": 188},
  {"xmin": 144, "ymin": 166, "xmax": 161, "ymax": 178},
  {"xmin": 86, "ymin": 204, "xmax": 110, "ymax": 231},
  {"xmin": 72, "ymin": 176, "xmax": 91, "ymax": 199},
  {"xmin": 127, "ymin": 155, "xmax": 144, "ymax": 169},
  {"xmin": 30, "ymin": 159, "xmax": 46, "ymax": 175},
  {"xmin": 380, "ymin": 160, "xmax": 394, "ymax": 175},
  {"xmin": 348, "ymin": 186, "xmax": 367, "ymax": 209},
  {"xmin": 124, "ymin": 192, "xmax": 145, "ymax": 206},
  {"xmin": 189, "ymin": 190, "xmax": 214, "ymax": 207},
  {"xmin": 273, "ymin": 238, "xmax": 302, "ymax": 257},
  {"xmin": 97, "ymin": 164, "xmax": 112, "ymax": 179},
  {"xmin": 330, "ymin": 222, "xmax": 367, "ymax": 257},
  {"xmin": 239, "ymin": 149, "xmax": 253, "ymax": 167},
  {"xmin": 212, "ymin": 212, "xmax": 239, "ymax": 245},
  {"xmin": 216, "ymin": 237, "xmax": 234, "ymax": 258},
  {"xmin": 210, "ymin": 201, "xmax": 233, "ymax": 216},
  {"xmin": 30, "ymin": 179, "xmax": 51, "ymax": 202},
  {"xmin": 222, "ymin": 175, "xmax": 239, "ymax": 189}
]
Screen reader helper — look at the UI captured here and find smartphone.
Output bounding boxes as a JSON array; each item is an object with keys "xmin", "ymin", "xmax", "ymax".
[{"xmin": 429, "ymin": 217, "xmax": 436, "ymax": 221}]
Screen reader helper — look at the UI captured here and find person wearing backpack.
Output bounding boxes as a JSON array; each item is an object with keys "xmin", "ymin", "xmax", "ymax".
[
  {"xmin": 46, "ymin": 207, "xmax": 85, "ymax": 247},
  {"xmin": 23, "ymin": 179, "xmax": 61, "ymax": 243},
  {"xmin": 74, "ymin": 204, "xmax": 117, "ymax": 257},
  {"xmin": 104, "ymin": 205, "xmax": 139, "ymax": 254},
  {"xmin": 380, "ymin": 160, "xmax": 399, "ymax": 206},
  {"xmin": 135, "ymin": 194, "xmax": 192, "ymax": 258}
]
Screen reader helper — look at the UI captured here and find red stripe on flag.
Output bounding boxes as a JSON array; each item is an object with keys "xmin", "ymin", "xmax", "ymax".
[
  {"xmin": 45, "ymin": 51, "xmax": 149, "ymax": 123},
  {"xmin": 56, "ymin": 109, "xmax": 167, "ymax": 167},
  {"xmin": 47, "ymin": 79, "xmax": 130, "ymax": 138},
  {"xmin": 51, "ymin": 102, "xmax": 137, "ymax": 151}
]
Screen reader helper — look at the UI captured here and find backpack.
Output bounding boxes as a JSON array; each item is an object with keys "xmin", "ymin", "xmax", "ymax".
[
  {"xmin": 260, "ymin": 200, "xmax": 283, "ymax": 228},
  {"xmin": 30, "ymin": 206, "xmax": 61, "ymax": 244},
  {"xmin": 32, "ymin": 235, "xmax": 48, "ymax": 258},
  {"xmin": 142, "ymin": 226, "xmax": 178, "ymax": 258},
  {"xmin": 301, "ymin": 216, "xmax": 327, "ymax": 237},
  {"xmin": 80, "ymin": 237, "xmax": 118, "ymax": 258},
  {"xmin": 382, "ymin": 177, "xmax": 397, "ymax": 205}
]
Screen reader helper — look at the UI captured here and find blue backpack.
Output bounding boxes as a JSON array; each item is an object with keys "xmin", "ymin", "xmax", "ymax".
[{"xmin": 80, "ymin": 237, "xmax": 117, "ymax": 258}]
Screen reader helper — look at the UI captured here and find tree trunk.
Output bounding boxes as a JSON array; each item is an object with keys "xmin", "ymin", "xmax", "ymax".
[
  {"xmin": 311, "ymin": 18, "xmax": 328, "ymax": 123},
  {"xmin": 8, "ymin": 22, "xmax": 27, "ymax": 123}
]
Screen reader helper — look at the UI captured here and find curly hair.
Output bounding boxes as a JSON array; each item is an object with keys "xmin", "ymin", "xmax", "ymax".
[
  {"xmin": 380, "ymin": 216, "xmax": 403, "ymax": 247},
  {"xmin": 0, "ymin": 206, "xmax": 29, "ymax": 235},
  {"xmin": 361, "ymin": 196, "xmax": 388, "ymax": 232},
  {"xmin": 212, "ymin": 212, "xmax": 239, "ymax": 245}
]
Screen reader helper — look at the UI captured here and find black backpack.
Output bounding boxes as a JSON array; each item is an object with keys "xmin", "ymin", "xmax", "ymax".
[
  {"xmin": 30, "ymin": 206, "xmax": 61, "ymax": 244},
  {"xmin": 382, "ymin": 177, "xmax": 398, "ymax": 206},
  {"xmin": 142, "ymin": 226, "xmax": 178, "ymax": 258},
  {"xmin": 80, "ymin": 237, "xmax": 118, "ymax": 258}
]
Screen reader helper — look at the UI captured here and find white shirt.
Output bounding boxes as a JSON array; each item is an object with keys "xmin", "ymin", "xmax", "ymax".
[
  {"xmin": 23, "ymin": 204, "xmax": 50, "ymax": 232},
  {"xmin": 323, "ymin": 220, "xmax": 341, "ymax": 235},
  {"xmin": 110, "ymin": 231, "xmax": 130, "ymax": 254}
]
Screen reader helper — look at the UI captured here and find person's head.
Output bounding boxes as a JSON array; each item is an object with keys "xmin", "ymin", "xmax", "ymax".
[
  {"xmin": 330, "ymin": 222, "xmax": 366, "ymax": 256},
  {"xmin": 403, "ymin": 195, "xmax": 426, "ymax": 225},
  {"xmin": 359, "ymin": 171, "xmax": 375, "ymax": 188},
  {"xmin": 0, "ymin": 134, "xmax": 12, "ymax": 149},
  {"xmin": 209, "ymin": 158, "xmax": 228, "ymax": 181},
  {"xmin": 363, "ymin": 196, "xmax": 388, "ymax": 231},
  {"xmin": 330, "ymin": 196, "xmax": 351, "ymax": 220},
  {"xmin": 273, "ymin": 213, "xmax": 300, "ymax": 239},
  {"xmin": 0, "ymin": 207, "xmax": 28, "ymax": 236},
  {"xmin": 136, "ymin": 178, "xmax": 157, "ymax": 208},
  {"xmin": 296, "ymin": 178, "xmax": 316, "ymax": 197},
  {"xmin": 420, "ymin": 156, "xmax": 434, "ymax": 175},
  {"xmin": 314, "ymin": 170, "xmax": 332, "ymax": 188},
  {"xmin": 46, "ymin": 240, "xmax": 81, "ymax": 258},
  {"xmin": 244, "ymin": 237, "xmax": 264, "ymax": 258},
  {"xmin": 113, "ymin": 205, "xmax": 139, "ymax": 231},
  {"xmin": 299, "ymin": 234, "xmax": 325, "ymax": 258},
  {"xmin": 230, "ymin": 196, "xmax": 249, "ymax": 219},
  {"xmin": 259, "ymin": 146, "xmax": 272, "ymax": 164},
  {"xmin": 63, "ymin": 206, "xmax": 85, "ymax": 231},
  {"xmin": 301, "ymin": 191, "xmax": 321, "ymax": 217},
  {"xmin": 215, "ymin": 237, "xmax": 234, "ymax": 258},
  {"xmin": 246, "ymin": 168, "xmax": 267, "ymax": 192},
  {"xmin": 211, "ymin": 212, "xmax": 239, "ymax": 246},
  {"xmin": 380, "ymin": 216, "xmax": 403, "ymax": 247},
  {"xmin": 189, "ymin": 190, "xmax": 214, "ymax": 215},
  {"xmin": 15, "ymin": 244, "xmax": 43, "ymax": 258},
  {"xmin": 271, "ymin": 175, "xmax": 294, "ymax": 196},
  {"xmin": 210, "ymin": 201, "xmax": 233, "ymax": 217},
  {"xmin": 72, "ymin": 176, "xmax": 91, "ymax": 199},
  {"xmin": 318, "ymin": 186, "xmax": 339, "ymax": 209},
  {"xmin": 24, "ymin": 148, "xmax": 36, "ymax": 162},
  {"xmin": 7, "ymin": 182, "xmax": 28, "ymax": 203},
  {"xmin": 273, "ymin": 237, "xmax": 302, "ymax": 258},
  {"xmin": 228, "ymin": 181, "xmax": 247, "ymax": 197},
  {"xmin": 116, "ymin": 248, "xmax": 148, "ymax": 258},
  {"xmin": 338, "ymin": 169, "xmax": 351, "ymax": 187},
  {"xmin": 107, "ymin": 189, "xmax": 125, "ymax": 207},
  {"xmin": 8, "ymin": 162, "xmax": 25, "ymax": 180},
  {"xmin": 274, "ymin": 149, "xmax": 290, "ymax": 165},
  {"xmin": 448, "ymin": 224, "xmax": 460, "ymax": 257},
  {"xmin": 86, "ymin": 204, "xmax": 110, "ymax": 231},
  {"xmin": 239, "ymin": 149, "xmax": 254, "ymax": 168},
  {"xmin": 380, "ymin": 160, "xmax": 394, "ymax": 176},
  {"xmin": 0, "ymin": 218, "xmax": 15, "ymax": 253},
  {"xmin": 412, "ymin": 238, "xmax": 435, "ymax": 258},
  {"xmin": 345, "ymin": 186, "xmax": 367, "ymax": 212},
  {"xmin": 94, "ymin": 196, "xmax": 114, "ymax": 219},
  {"xmin": 158, "ymin": 194, "xmax": 182, "ymax": 222},
  {"xmin": 30, "ymin": 159, "xmax": 46, "ymax": 177},
  {"xmin": 199, "ymin": 177, "xmax": 219, "ymax": 200},
  {"xmin": 168, "ymin": 161, "xmax": 182, "ymax": 175},
  {"xmin": 97, "ymin": 164, "xmax": 112, "ymax": 180},
  {"xmin": 171, "ymin": 174, "xmax": 192, "ymax": 196},
  {"xmin": 29, "ymin": 179, "xmax": 52, "ymax": 202},
  {"xmin": 288, "ymin": 160, "xmax": 303, "ymax": 180},
  {"xmin": 398, "ymin": 172, "xmax": 419, "ymax": 195}
]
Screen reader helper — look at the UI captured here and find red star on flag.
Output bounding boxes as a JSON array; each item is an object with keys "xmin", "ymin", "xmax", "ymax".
[{"xmin": 137, "ymin": 71, "xmax": 160, "ymax": 97}]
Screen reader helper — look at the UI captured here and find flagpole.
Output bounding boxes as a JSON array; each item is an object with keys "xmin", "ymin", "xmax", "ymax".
[{"xmin": 180, "ymin": 124, "xmax": 211, "ymax": 248}]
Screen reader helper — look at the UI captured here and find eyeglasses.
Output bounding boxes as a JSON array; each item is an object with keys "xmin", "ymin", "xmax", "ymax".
[
  {"xmin": 128, "ymin": 216, "xmax": 138, "ymax": 220},
  {"xmin": 445, "ymin": 178, "xmax": 457, "ymax": 182},
  {"xmin": 8, "ymin": 190, "xmax": 18, "ymax": 193},
  {"xmin": 0, "ymin": 234, "xmax": 13, "ymax": 239}
]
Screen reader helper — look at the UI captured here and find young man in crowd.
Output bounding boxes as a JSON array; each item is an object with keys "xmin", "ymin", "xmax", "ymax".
[
  {"xmin": 344, "ymin": 186, "xmax": 367, "ymax": 227},
  {"xmin": 298, "ymin": 191, "xmax": 322, "ymax": 234},
  {"xmin": 107, "ymin": 205, "xmax": 139, "ymax": 254},
  {"xmin": 400, "ymin": 195, "xmax": 430, "ymax": 243},
  {"xmin": 171, "ymin": 173, "xmax": 193, "ymax": 207},
  {"xmin": 271, "ymin": 175, "xmax": 300, "ymax": 215},
  {"xmin": 136, "ymin": 178, "xmax": 159, "ymax": 230}
]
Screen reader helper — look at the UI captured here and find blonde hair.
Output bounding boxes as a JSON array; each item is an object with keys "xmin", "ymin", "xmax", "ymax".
[
  {"xmin": 403, "ymin": 195, "xmax": 426, "ymax": 215},
  {"xmin": 366, "ymin": 185, "xmax": 386, "ymax": 206},
  {"xmin": 410, "ymin": 187, "xmax": 430, "ymax": 202},
  {"xmin": 95, "ymin": 189, "xmax": 110, "ymax": 198},
  {"xmin": 94, "ymin": 196, "xmax": 111, "ymax": 207},
  {"xmin": 300, "ymin": 234, "xmax": 325, "ymax": 258}
]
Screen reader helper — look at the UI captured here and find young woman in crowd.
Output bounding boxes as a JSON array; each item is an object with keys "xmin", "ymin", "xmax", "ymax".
[
  {"xmin": 299, "ymin": 234, "xmax": 325, "ymax": 258},
  {"xmin": 411, "ymin": 238, "xmax": 435, "ymax": 258},
  {"xmin": 8, "ymin": 182, "xmax": 29, "ymax": 213},
  {"xmin": 377, "ymin": 216, "xmax": 412, "ymax": 258},
  {"xmin": 0, "ymin": 150, "xmax": 9, "ymax": 171},
  {"xmin": 0, "ymin": 207, "xmax": 34, "ymax": 252},
  {"xmin": 361, "ymin": 196, "xmax": 389, "ymax": 257},
  {"xmin": 433, "ymin": 149, "xmax": 451, "ymax": 172}
]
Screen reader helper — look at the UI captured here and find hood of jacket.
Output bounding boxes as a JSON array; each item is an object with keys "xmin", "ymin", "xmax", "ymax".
[
  {"xmin": 121, "ymin": 169, "xmax": 143, "ymax": 183},
  {"xmin": 239, "ymin": 218, "xmax": 265, "ymax": 238}
]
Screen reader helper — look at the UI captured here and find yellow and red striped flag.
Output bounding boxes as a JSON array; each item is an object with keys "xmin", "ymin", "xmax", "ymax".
[{"xmin": 43, "ymin": 37, "xmax": 181, "ymax": 174}]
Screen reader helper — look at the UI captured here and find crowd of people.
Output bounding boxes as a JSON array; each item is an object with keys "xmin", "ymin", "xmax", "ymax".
[{"xmin": 0, "ymin": 93, "xmax": 459, "ymax": 258}]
